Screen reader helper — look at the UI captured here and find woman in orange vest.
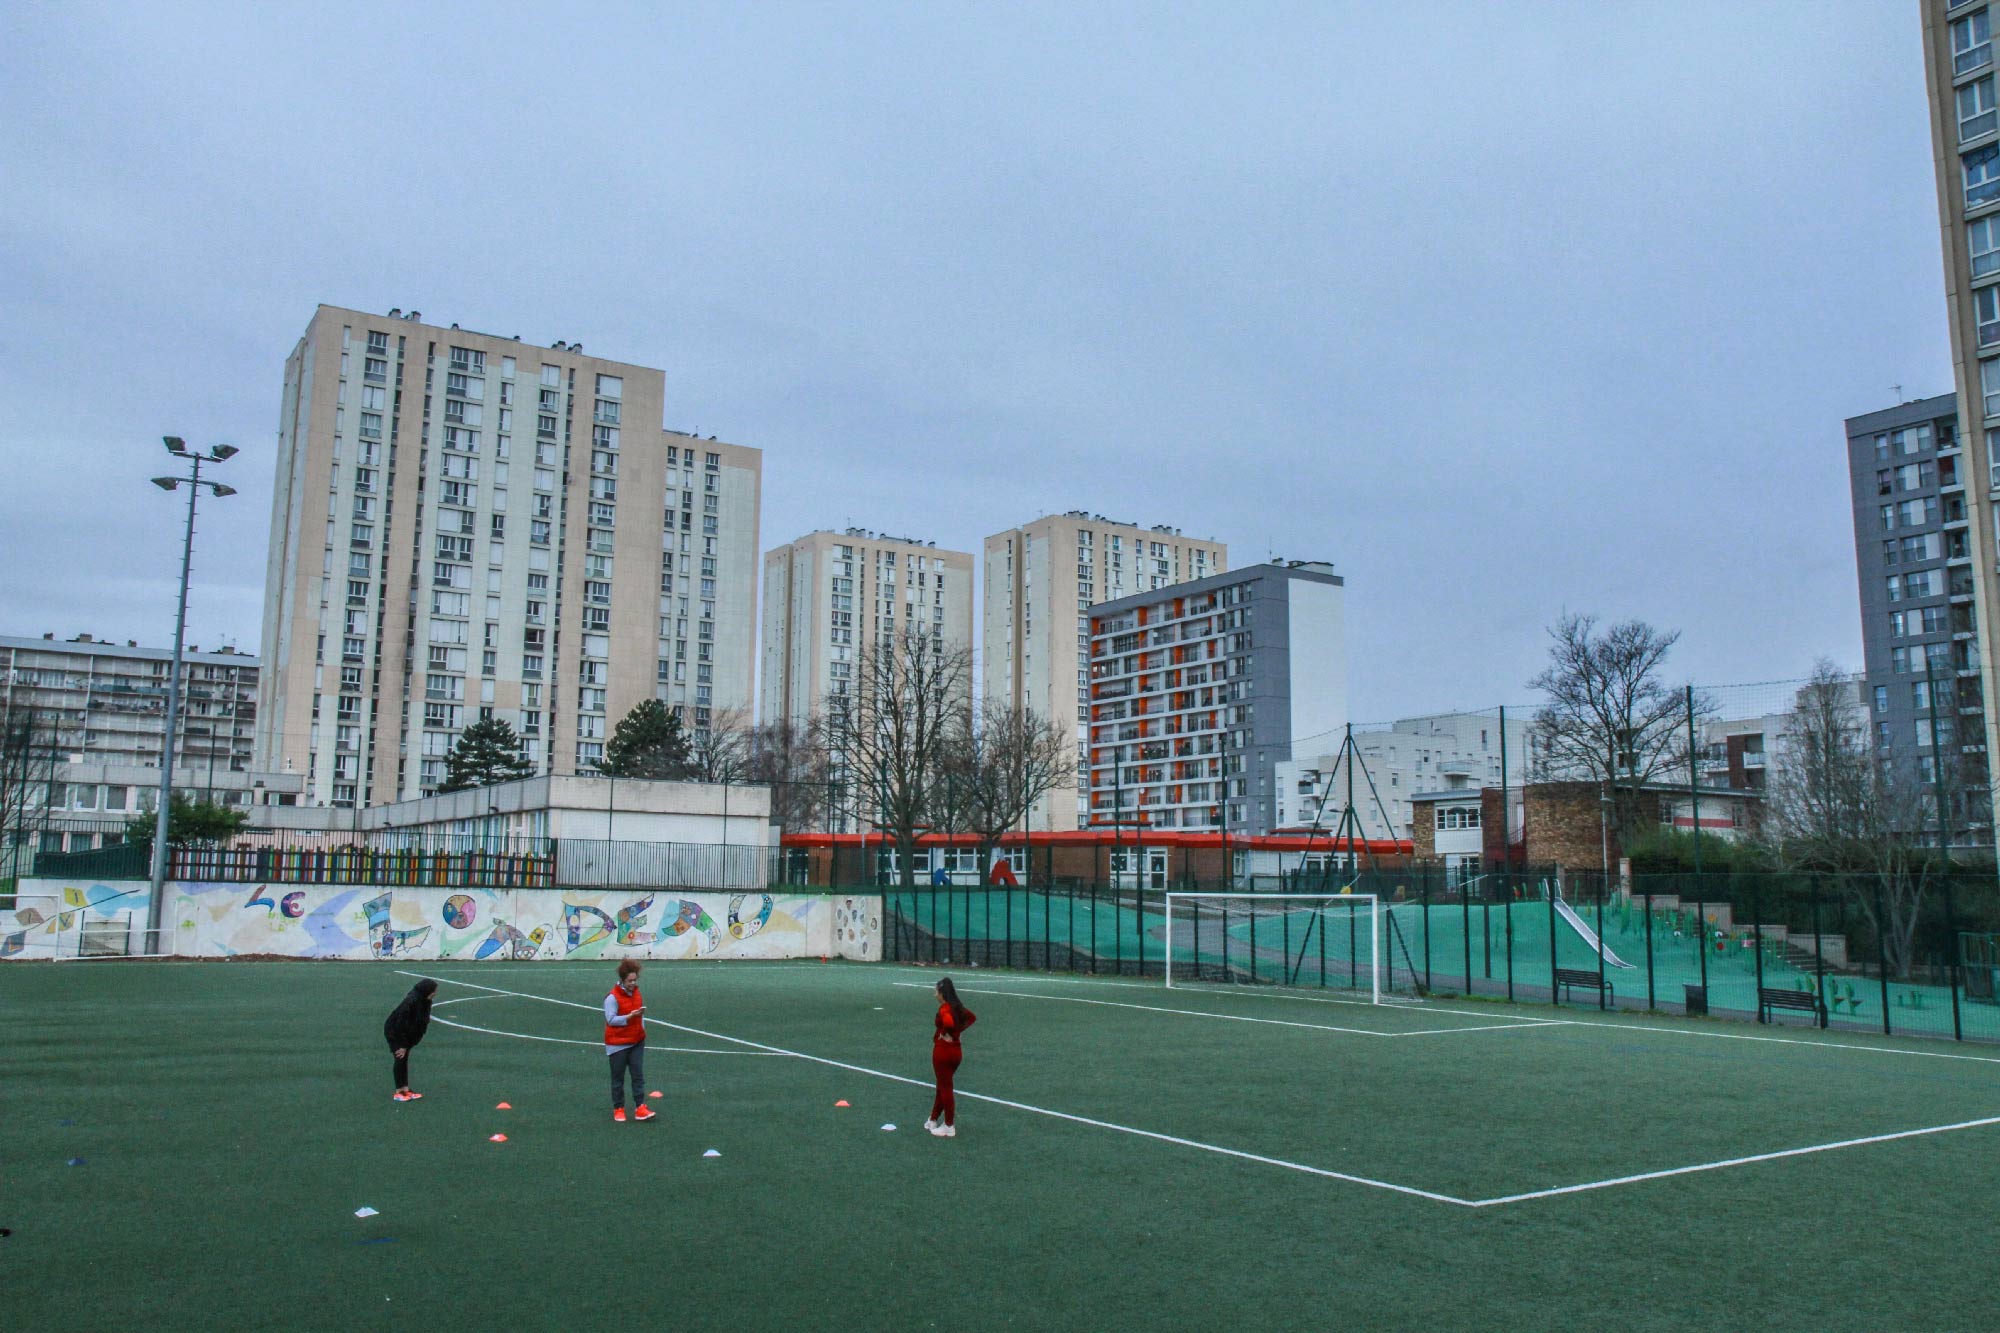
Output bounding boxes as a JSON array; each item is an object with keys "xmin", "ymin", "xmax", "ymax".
[
  {"xmin": 925, "ymin": 976, "xmax": 976, "ymax": 1138},
  {"xmin": 604, "ymin": 960, "xmax": 655, "ymax": 1122}
]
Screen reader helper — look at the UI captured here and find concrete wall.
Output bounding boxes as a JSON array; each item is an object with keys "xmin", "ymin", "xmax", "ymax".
[{"xmin": 3, "ymin": 879, "xmax": 880, "ymax": 963}]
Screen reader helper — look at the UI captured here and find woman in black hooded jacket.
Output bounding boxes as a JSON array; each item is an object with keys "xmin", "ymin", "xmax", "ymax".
[{"xmin": 383, "ymin": 978, "xmax": 438, "ymax": 1101}]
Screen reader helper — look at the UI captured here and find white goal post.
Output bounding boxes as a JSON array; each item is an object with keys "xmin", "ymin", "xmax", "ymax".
[{"xmin": 1163, "ymin": 892, "xmax": 1383, "ymax": 1004}]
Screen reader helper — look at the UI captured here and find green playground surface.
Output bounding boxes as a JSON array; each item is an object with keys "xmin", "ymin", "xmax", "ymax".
[{"xmin": 7, "ymin": 959, "xmax": 2000, "ymax": 1330}]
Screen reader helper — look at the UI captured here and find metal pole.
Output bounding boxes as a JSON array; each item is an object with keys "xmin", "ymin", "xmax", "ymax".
[
  {"xmin": 1945, "ymin": 874, "xmax": 1964, "ymax": 1041},
  {"xmin": 147, "ymin": 456, "xmax": 202, "ymax": 952},
  {"xmin": 1875, "ymin": 882, "xmax": 1893, "ymax": 1037},
  {"xmin": 1687, "ymin": 685, "xmax": 1701, "ymax": 877},
  {"xmin": 1497, "ymin": 706, "xmax": 1509, "ymax": 875}
]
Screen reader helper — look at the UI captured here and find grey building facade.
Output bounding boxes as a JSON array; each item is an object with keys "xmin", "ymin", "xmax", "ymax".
[
  {"xmin": 1085, "ymin": 561, "xmax": 1345, "ymax": 836},
  {"xmin": 1844, "ymin": 393, "xmax": 1991, "ymax": 844}
]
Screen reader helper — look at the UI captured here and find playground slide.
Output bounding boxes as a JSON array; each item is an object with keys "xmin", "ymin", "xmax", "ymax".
[{"xmin": 1552, "ymin": 894, "xmax": 1635, "ymax": 969}]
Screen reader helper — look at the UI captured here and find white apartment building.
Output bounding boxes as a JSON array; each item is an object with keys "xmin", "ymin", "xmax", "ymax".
[
  {"xmin": 1274, "ymin": 711, "xmax": 1534, "ymax": 841},
  {"xmin": 254, "ymin": 306, "xmax": 761, "ymax": 807},
  {"xmin": 1086, "ymin": 562, "xmax": 1344, "ymax": 835},
  {"xmin": 984, "ymin": 513, "xmax": 1225, "ymax": 829},
  {"xmin": 760, "ymin": 530, "xmax": 975, "ymax": 730}
]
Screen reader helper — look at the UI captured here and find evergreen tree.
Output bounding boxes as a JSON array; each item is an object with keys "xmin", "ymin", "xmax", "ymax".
[
  {"xmin": 439, "ymin": 718, "xmax": 535, "ymax": 793},
  {"xmin": 599, "ymin": 699, "xmax": 694, "ymax": 779},
  {"xmin": 125, "ymin": 793, "xmax": 250, "ymax": 852}
]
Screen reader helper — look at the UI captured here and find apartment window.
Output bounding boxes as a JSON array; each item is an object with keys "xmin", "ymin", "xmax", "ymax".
[
  {"xmin": 594, "ymin": 399, "xmax": 621, "ymax": 425},
  {"xmin": 1977, "ymin": 217, "xmax": 2000, "ymax": 280},
  {"xmin": 1956, "ymin": 8, "xmax": 1994, "ymax": 77},
  {"xmin": 1966, "ymin": 144, "xmax": 2000, "ymax": 209},
  {"xmin": 358, "ymin": 411, "xmax": 383, "ymax": 439},
  {"xmin": 350, "ymin": 523, "xmax": 373, "ymax": 548},
  {"xmin": 540, "ymin": 364, "xmax": 561, "ymax": 387},
  {"xmin": 1966, "ymin": 75, "xmax": 2000, "ymax": 145},
  {"xmin": 1975, "ymin": 286, "xmax": 2000, "ymax": 356},
  {"xmin": 1873, "ymin": 685, "xmax": 1890, "ymax": 714}
]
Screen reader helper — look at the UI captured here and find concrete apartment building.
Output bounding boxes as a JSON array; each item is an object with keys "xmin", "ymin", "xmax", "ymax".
[
  {"xmin": 1274, "ymin": 710, "xmax": 1534, "ymax": 841},
  {"xmin": 1085, "ymin": 561, "xmax": 1343, "ymax": 835},
  {"xmin": 3, "ymin": 632, "xmax": 259, "ymax": 776},
  {"xmin": 1, "ymin": 633, "xmax": 305, "ymax": 855},
  {"xmin": 1923, "ymin": 2, "xmax": 2000, "ymax": 842},
  {"xmin": 1844, "ymin": 394, "xmax": 1991, "ymax": 842},
  {"xmin": 254, "ymin": 305, "xmax": 761, "ymax": 808},
  {"xmin": 760, "ymin": 529, "xmax": 975, "ymax": 730},
  {"xmin": 984, "ymin": 513, "xmax": 1224, "ymax": 830}
]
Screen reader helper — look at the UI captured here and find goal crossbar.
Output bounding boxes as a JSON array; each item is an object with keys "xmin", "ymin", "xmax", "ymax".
[{"xmin": 1164, "ymin": 892, "xmax": 1383, "ymax": 1004}]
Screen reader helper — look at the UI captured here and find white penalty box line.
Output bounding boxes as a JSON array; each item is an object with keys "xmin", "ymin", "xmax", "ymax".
[
  {"xmin": 402, "ymin": 971, "xmax": 2000, "ymax": 1210},
  {"xmin": 896, "ymin": 980, "xmax": 1556, "ymax": 1039}
]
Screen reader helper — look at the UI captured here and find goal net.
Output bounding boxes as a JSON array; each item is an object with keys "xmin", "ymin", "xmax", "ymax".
[{"xmin": 1164, "ymin": 893, "xmax": 1421, "ymax": 1002}]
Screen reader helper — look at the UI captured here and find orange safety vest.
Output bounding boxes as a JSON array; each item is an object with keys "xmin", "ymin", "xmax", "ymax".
[{"xmin": 605, "ymin": 984, "xmax": 645, "ymax": 1046}]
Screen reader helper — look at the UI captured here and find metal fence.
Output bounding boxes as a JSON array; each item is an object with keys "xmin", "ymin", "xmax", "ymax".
[{"xmin": 881, "ymin": 868, "xmax": 2000, "ymax": 1044}]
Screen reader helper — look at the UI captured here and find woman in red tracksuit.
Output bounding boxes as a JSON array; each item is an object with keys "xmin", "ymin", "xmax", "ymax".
[{"xmin": 925, "ymin": 977, "xmax": 975, "ymax": 1138}]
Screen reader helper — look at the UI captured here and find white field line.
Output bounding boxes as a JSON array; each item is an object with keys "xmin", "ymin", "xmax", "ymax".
[
  {"xmin": 402, "ymin": 971, "xmax": 2000, "ymax": 1209},
  {"xmin": 429, "ymin": 1013, "xmax": 781, "ymax": 1054},
  {"xmin": 1468, "ymin": 1115, "xmax": 2000, "ymax": 1207},
  {"xmin": 896, "ymin": 981, "xmax": 1542, "ymax": 1039},
  {"xmin": 402, "ymin": 970, "xmax": 1472, "ymax": 1207},
  {"xmin": 932, "ymin": 968, "xmax": 2000, "ymax": 1066}
]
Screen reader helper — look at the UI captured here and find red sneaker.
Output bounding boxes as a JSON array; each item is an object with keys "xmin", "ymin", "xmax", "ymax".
[
  {"xmin": 612, "ymin": 1107, "xmax": 627, "ymax": 1123},
  {"xmin": 633, "ymin": 1104, "xmax": 657, "ymax": 1122},
  {"xmin": 391, "ymin": 1091, "xmax": 412, "ymax": 1102},
  {"xmin": 403, "ymin": 1090, "xmax": 423, "ymax": 1100}
]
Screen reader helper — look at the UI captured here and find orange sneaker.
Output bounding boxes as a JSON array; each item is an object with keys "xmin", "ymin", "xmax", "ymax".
[
  {"xmin": 633, "ymin": 1104, "xmax": 657, "ymax": 1122},
  {"xmin": 403, "ymin": 1090, "xmax": 423, "ymax": 1100},
  {"xmin": 392, "ymin": 1091, "xmax": 412, "ymax": 1102},
  {"xmin": 612, "ymin": 1107, "xmax": 627, "ymax": 1122}
]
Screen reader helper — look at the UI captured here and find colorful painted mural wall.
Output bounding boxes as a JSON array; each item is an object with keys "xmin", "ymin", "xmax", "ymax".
[{"xmin": 3, "ymin": 881, "xmax": 882, "ymax": 963}]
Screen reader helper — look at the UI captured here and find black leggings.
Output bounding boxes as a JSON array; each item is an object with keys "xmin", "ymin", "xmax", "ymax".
[
  {"xmin": 388, "ymin": 1040, "xmax": 410, "ymax": 1089},
  {"xmin": 609, "ymin": 1041, "xmax": 646, "ymax": 1108}
]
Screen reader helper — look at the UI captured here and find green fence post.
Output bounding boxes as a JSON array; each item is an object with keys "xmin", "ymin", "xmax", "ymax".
[
  {"xmin": 1875, "ymin": 882, "xmax": 1893, "ymax": 1037},
  {"xmin": 1089, "ymin": 880, "xmax": 1098, "ymax": 974},
  {"xmin": 1045, "ymin": 880, "xmax": 1053, "ymax": 972},
  {"xmin": 1464, "ymin": 876, "xmax": 1480, "ymax": 992},
  {"xmin": 1696, "ymin": 883, "xmax": 1709, "ymax": 996},
  {"xmin": 1810, "ymin": 878, "xmax": 1828, "ymax": 1029},
  {"xmin": 1221, "ymin": 903, "xmax": 1230, "ymax": 980},
  {"xmin": 1422, "ymin": 874, "xmax": 1433, "ymax": 993},
  {"xmin": 1547, "ymin": 876, "xmax": 1559, "ymax": 1005},
  {"xmin": 1945, "ymin": 875, "xmax": 1964, "ymax": 1042},
  {"xmin": 1248, "ymin": 906, "xmax": 1256, "ymax": 984},
  {"xmin": 1068, "ymin": 886, "xmax": 1077, "ymax": 974},
  {"xmin": 1595, "ymin": 878, "xmax": 1607, "ymax": 1011},
  {"xmin": 1640, "ymin": 892, "xmax": 1656, "ymax": 1008},
  {"xmin": 1752, "ymin": 877, "xmax": 1766, "ymax": 1022},
  {"xmin": 1504, "ymin": 873, "xmax": 1514, "ymax": 1003}
]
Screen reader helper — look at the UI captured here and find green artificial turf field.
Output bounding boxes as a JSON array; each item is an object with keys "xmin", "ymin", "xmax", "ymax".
[{"xmin": 5, "ymin": 958, "xmax": 1999, "ymax": 1330}]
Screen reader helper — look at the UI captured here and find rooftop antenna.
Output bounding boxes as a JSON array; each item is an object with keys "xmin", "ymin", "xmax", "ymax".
[{"xmin": 1892, "ymin": 383, "xmax": 1904, "ymax": 401}]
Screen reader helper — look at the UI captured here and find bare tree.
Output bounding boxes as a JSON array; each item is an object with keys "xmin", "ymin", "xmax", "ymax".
[
  {"xmin": 941, "ymin": 700, "xmax": 1073, "ymax": 883},
  {"xmin": 831, "ymin": 626, "xmax": 972, "ymax": 887},
  {"xmin": 1528, "ymin": 614, "xmax": 1704, "ymax": 836},
  {"xmin": 0, "ymin": 707, "xmax": 58, "ymax": 884},
  {"xmin": 1766, "ymin": 659, "xmax": 1949, "ymax": 979},
  {"xmin": 687, "ymin": 706, "xmax": 752, "ymax": 784},
  {"xmin": 745, "ymin": 714, "xmax": 837, "ymax": 834}
]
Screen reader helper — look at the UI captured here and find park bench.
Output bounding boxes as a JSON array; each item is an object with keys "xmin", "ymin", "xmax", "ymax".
[
  {"xmin": 1758, "ymin": 987, "xmax": 1827, "ymax": 1028},
  {"xmin": 1554, "ymin": 967, "xmax": 1613, "ymax": 1009}
]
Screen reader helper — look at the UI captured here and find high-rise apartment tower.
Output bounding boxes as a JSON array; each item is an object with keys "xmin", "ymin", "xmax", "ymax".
[
  {"xmin": 254, "ymin": 306, "xmax": 761, "ymax": 807},
  {"xmin": 983, "ymin": 513, "xmax": 1224, "ymax": 829}
]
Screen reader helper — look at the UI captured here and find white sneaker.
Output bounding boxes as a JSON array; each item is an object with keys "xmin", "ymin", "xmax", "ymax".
[
  {"xmin": 931, "ymin": 1124, "xmax": 955, "ymax": 1138},
  {"xmin": 922, "ymin": 1118, "xmax": 938, "ymax": 1132}
]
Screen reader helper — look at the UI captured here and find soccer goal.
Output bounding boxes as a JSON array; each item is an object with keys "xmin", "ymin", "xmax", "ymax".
[{"xmin": 1164, "ymin": 893, "xmax": 1419, "ymax": 1003}]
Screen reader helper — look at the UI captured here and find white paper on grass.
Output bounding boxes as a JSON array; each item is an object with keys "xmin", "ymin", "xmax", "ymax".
[
  {"xmin": 702, "ymin": 1149, "xmax": 721, "ymax": 1158},
  {"xmin": 354, "ymin": 1207, "xmax": 380, "ymax": 1218}
]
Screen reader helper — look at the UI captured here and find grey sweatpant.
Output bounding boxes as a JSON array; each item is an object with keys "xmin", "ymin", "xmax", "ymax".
[{"xmin": 609, "ymin": 1041, "xmax": 646, "ymax": 1108}]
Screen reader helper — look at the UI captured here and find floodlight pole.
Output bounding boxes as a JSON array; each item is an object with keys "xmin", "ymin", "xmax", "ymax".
[{"xmin": 146, "ymin": 439, "xmax": 236, "ymax": 953}]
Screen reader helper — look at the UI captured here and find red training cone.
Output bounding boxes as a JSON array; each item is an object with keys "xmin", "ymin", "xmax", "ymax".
[
  {"xmin": 488, "ymin": 1134, "xmax": 508, "ymax": 1143},
  {"xmin": 835, "ymin": 1100, "xmax": 850, "ymax": 1108},
  {"xmin": 648, "ymin": 1090, "xmax": 663, "ymax": 1099},
  {"xmin": 496, "ymin": 1102, "xmax": 512, "ymax": 1110}
]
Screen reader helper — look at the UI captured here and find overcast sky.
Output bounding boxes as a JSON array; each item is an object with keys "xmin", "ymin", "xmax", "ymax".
[{"xmin": 0, "ymin": 2, "xmax": 1952, "ymax": 723}]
